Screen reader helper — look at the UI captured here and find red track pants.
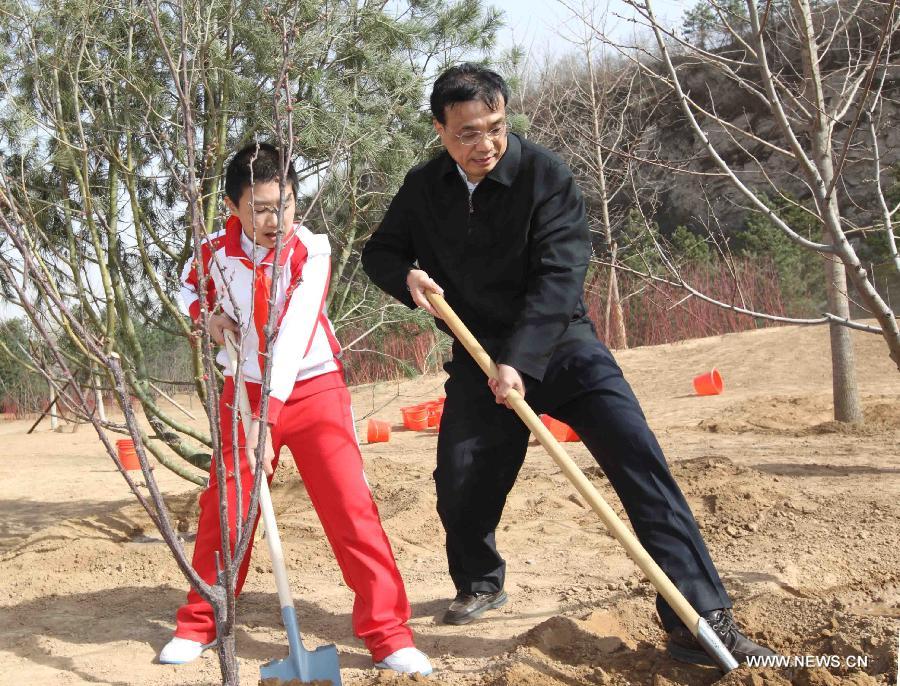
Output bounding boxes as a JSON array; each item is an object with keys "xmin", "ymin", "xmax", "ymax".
[{"xmin": 173, "ymin": 372, "xmax": 414, "ymax": 661}]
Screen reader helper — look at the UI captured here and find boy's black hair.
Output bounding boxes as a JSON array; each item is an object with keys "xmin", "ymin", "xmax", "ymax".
[
  {"xmin": 224, "ymin": 142, "xmax": 298, "ymax": 202},
  {"xmin": 430, "ymin": 63, "xmax": 509, "ymax": 124}
]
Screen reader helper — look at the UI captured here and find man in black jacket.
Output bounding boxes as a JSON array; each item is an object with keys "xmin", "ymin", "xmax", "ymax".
[{"xmin": 361, "ymin": 64, "xmax": 773, "ymax": 665}]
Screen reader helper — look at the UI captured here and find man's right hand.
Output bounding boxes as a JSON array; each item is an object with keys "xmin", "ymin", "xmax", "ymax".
[
  {"xmin": 207, "ymin": 313, "xmax": 240, "ymax": 345},
  {"xmin": 406, "ymin": 269, "xmax": 445, "ymax": 318}
]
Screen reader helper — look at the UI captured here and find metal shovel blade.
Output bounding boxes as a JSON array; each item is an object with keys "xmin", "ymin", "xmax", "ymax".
[
  {"xmin": 696, "ymin": 616, "xmax": 740, "ymax": 672},
  {"xmin": 260, "ymin": 606, "xmax": 342, "ymax": 685}
]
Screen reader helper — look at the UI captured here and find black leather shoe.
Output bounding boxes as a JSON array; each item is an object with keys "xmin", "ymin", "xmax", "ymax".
[
  {"xmin": 441, "ymin": 589, "xmax": 508, "ymax": 625},
  {"xmin": 666, "ymin": 609, "xmax": 775, "ymax": 665}
]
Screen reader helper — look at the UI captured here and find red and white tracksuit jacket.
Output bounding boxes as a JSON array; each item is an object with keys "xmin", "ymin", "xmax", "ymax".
[
  {"xmin": 175, "ymin": 216, "xmax": 413, "ymax": 661},
  {"xmin": 179, "ymin": 215, "xmax": 342, "ymax": 423}
]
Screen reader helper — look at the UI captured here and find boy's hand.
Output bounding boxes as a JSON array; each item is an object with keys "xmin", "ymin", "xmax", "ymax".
[
  {"xmin": 406, "ymin": 269, "xmax": 444, "ymax": 318},
  {"xmin": 246, "ymin": 419, "xmax": 276, "ymax": 476},
  {"xmin": 208, "ymin": 313, "xmax": 239, "ymax": 345}
]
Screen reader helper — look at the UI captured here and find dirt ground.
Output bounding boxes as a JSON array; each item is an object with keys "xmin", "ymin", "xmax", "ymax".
[{"xmin": 1, "ymin": 324, "xmax": 898, "ymax": 686}]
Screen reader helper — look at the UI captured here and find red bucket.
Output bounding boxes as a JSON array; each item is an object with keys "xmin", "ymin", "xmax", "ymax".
[
  {"xmin": 401, "ymin": 405, "xmax": 429, "ymax": 431},
  {"xmin": 539, "ymin": 415, "xmax": 580, "ymax": 442},
  {"xmin": 693, "ymin": 368, "xmax": 724, "ymax": 396},
  {"xmin": 426, "ymin": 401, "xmax": 443, "ymax": 428},
  {"xmin": 367, "ymin": 418, "xmax": 391, "ymax": 443},
  {"xmin": 115, "ymin": 439, "xmax": 141, "ymax": 470}
]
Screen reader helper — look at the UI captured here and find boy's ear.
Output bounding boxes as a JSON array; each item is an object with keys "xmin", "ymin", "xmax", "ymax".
[{"xmin": 223, "ymin": 195, "xmax": 238, "ymax": 215}]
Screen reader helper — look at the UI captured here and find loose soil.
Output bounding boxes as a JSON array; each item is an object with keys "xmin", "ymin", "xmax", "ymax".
[{"xmin": 1, "ymin": 324, "xmax": 897, "ymax": 685}]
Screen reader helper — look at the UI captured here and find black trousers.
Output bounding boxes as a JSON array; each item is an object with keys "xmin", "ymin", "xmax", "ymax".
[{"xmin": 434, "ymin": 337, "xmax": 731, "ymax": 631}]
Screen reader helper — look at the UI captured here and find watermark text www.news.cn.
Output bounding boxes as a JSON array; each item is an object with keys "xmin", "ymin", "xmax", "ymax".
[
  {"xmin": 748, "ymin": 631, "xmax": 899, "ymax": 684},
  {"xmin": 745, "ymin": 654, "xmax": 871, "ymax": 669}
]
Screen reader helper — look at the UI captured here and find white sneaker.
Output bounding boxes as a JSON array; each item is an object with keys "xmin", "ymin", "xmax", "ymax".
[
  {"xmin": 375, "ymin": 647, "xmax": 433, "ymax": 675},
  {"xmin": 158, "ymin": 636, "xmax": 216, "ymax": 664}
]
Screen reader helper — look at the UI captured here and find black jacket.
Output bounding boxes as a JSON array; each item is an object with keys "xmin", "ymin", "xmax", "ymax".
[{"xmin": 361, "ymin": 133, "xmax": 595, "ymax": 381}]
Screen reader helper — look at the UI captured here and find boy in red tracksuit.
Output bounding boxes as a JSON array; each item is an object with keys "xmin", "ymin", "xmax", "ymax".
[{"xmin": 159, "ymin": 143, "xmax": 431, "ymax": 676}]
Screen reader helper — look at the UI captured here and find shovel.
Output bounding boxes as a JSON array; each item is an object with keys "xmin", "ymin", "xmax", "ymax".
[
  {"xmin": 425, "ymin": 292, "xmax": 739, "ymax": 673},
  {"xmin": 223, "ymin": 331, "xmax": 343, "ymax": 685}
]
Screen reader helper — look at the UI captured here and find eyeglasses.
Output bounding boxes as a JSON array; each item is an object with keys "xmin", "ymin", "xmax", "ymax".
[
  {"xmin": 452, "ymin": 121, "xmax": 508, "ymax": 146},
  {"xmin": 247, "ymin": 197, "xmax": 295, "ymax": 217}
]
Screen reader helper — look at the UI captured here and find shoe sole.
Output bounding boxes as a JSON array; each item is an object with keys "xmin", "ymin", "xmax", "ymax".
[
  {"xmin": 374, "ymin": 665, "xmax": 434, "ymax": 676},
  {"xmin": 443, "ymin": 592, "xmax": 508, "ymax": 626}
]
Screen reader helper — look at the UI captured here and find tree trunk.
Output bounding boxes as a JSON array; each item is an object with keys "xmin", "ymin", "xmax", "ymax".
[
  {"xmin": 792, "ymin": 0, "xmax": 863, "ymax": 422},
  {"xmin": 824, "ymin": 250, "xmax": 863, "ymax": 422},
  {"xmin": 606, "ymin": 245, "xmax": 628, "ymax": 350},
  {"xmin": 213, "ymin": 599, "xmax": 240, "ymax": 685},
  {"xmin": 819, "ymin": 160, "xmax": 863, "ymax": 423},
  {"xmin": 586, "ymin": 40, "xmax": 628, "ymax": 351},
  {"xmin": 329, "ymin": 221, "xmax": 358, "ymax": 316},
  {"xmin": 605, "ymin": 263, "xmax": 628, "ymax": 350}
]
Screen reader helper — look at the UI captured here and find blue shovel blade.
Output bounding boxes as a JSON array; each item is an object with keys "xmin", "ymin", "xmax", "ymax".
[
  {"xmin": 259, "ymin": 646, "xmax": 341, "ymax": 684},
  {"xmin": 260, "ymin": 606, "xmax": 342, "ymax": 685}
]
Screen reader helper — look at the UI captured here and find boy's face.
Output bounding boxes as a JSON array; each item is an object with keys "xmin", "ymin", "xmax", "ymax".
[
  {"xmin": 225, "ymin": 180, "xmax": 296, "ymax": 250},
  {"xmin": 434, "ymin": 98, "xmax": 508, "ymax": 184}
]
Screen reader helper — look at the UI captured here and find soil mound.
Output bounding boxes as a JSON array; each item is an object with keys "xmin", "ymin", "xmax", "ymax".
[
  {"xmin": 518, "ymin": 611, "xmax": 637, "ymax": 664},
  {"xmin": 697, "ymin": 395, "xmax": 900, "ymax": 436}
]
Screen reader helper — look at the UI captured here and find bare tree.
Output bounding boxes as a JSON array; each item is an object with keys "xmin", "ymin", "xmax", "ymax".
[
  {"xmin": 573, "ymin": 0, "xmax": 900, "ymax": 422},
  {"xmin": 0, "ymin": 163, "xmax": 259, "ymax": 681}
]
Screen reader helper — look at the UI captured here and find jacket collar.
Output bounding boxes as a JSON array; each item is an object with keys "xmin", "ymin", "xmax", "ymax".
[{"xmin": 438, "ymin": 132, "xmax": 522, "ymax": 188}]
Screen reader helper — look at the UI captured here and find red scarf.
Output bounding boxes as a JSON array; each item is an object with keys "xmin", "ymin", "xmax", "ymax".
[{"xmin": 225, "ymin": 215, "xmax": 296, "ymax": 374}]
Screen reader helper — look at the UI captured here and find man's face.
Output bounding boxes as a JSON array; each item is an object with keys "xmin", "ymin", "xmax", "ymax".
[
  {"xmin": 225, "ymin": 180, "xmax": 295, "ymax": 250},
  {"xmin": 434, "ymin": 99, "xmax": 508, "ymax": 184}
]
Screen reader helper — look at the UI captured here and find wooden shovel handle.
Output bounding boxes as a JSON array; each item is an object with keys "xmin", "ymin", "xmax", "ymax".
[
  {"xmin": 426, "ymin": 292, "xmax": 701, "ymax": 632},
  {"xmin": 223, "ymin": 331, "xmax": 295, "ymax": 613}
]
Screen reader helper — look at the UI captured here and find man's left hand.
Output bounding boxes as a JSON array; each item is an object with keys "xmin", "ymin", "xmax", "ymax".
[{"xmin": 488, "ymin": 364, "xmax": 525, "ymax": 409}]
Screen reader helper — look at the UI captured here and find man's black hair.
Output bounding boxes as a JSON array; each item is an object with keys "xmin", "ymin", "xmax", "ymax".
[
  {"xmin": 224, "ymin": 142, "xmax": 298, "ymax": 202},
  {"xmin": 430, "ymin": 63, "xmax": 509, "ymax": 124}
]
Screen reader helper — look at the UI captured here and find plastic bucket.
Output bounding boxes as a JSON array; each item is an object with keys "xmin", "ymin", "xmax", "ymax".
[
  {"xmin": 115, "ymin": 439, "xmax": 141, "ymax": 470},
  {"xmin": 367, "ymin": 418, "xmax": 391, "ymax": 443},
  {"xmin": 693, "ymin": 368, "xmax": 724, "ymax": 396},
  {"xmin": 401, "ymin": 405, "xmax": 429, "ymax": 431},
  {"xmin": 426, "ymin": 401, "xmax": 443, "ymax": 428},
  {"xmin": 539, "ymin": 414, "xmax": 579, "ymax": 442}
]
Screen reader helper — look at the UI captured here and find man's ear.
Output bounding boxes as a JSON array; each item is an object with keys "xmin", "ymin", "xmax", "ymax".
[
  {"xmin": 223, "ymin": 195, "xmax": 238, "ymax": 215},
  {"xmin": 433, "ymin": 118, "xmax": 444, "ymax": 137}
]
